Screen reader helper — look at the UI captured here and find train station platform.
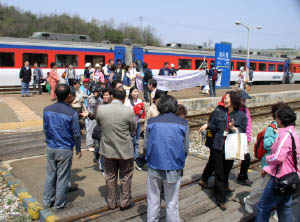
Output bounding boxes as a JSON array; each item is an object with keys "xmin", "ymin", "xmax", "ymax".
[
  {"xmin": 0, "ymin": 83, "xmax": 299, "ymax": 132},
  {"xmin": 2, "ymin": 150, "xmax": 261, "ymax": 221}
]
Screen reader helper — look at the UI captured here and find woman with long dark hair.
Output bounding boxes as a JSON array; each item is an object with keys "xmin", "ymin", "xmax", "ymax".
[
  {"xmin": 199, "ymin": 91, "xmax": 247, "ymax": 210},
  {"xmin": 125, "ymin": 86, "xmax": 144, "ymax": 164}
]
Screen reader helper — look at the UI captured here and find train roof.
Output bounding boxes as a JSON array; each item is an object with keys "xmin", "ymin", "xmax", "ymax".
[{"xmin": 0, "ymin": 37, "xmax": 113, "ymax": 50}]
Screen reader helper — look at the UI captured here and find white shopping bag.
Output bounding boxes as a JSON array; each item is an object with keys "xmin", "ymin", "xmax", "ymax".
[{"xmin": 225, "ymin": 133, "xmax": 247, "ymax": 160}]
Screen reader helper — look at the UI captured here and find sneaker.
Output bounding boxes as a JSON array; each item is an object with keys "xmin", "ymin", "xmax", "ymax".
[
  {"xmin": 135, "ymin": 165, "xmax": 142, "ymax": 171},
  {"xmin": 88, "ymin": 147, "xmax": 95, "ymax": 152},
  {"xmin": 243, "ymin": 196, "xmax": 253, "ymax": 214}
]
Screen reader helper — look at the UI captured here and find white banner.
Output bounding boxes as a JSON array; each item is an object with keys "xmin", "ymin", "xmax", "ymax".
[{"xmin": 154, "ymin": 71, "xmax": 208, "ymax": 91}]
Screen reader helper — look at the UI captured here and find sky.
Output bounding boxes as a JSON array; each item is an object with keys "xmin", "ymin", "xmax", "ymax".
[{"xmin": 1, "ymin": 0, "xmax": 300, "ymax": 50}]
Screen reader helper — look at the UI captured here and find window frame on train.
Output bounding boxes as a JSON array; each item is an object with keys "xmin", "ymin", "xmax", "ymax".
[
  {"xmin": 56, "ymin": 54, "xmax": 78, "ymax": 68},
  {"xmin": 268, "ymin": 64, "xmax": 275, "ymax": 72},
  {"xmin": 250, "ymin": 62, "xmax": 257, "ymax": 71},
  {"xmin": 178, "ymin": 59, "xmax": 192, "ymax": 69},
  {"xmin": 236, "ymin": 61, "xmax": 245, "ymax": 71},
  {"xmin": 195, "ymin": 59, "xmax": 206, "ymax": 69},
  {"xmin": 277, "ymin": 64, "xmax": 284, "ymax": 72},
  {"xmin": 0, "ymin": 52, "xmax": 15, "ymax": 67},
  {"xmin": 231, "ymin": 61, "xmax": 235, "ymax": 70},
  {"xmin": 22, "ymin": 53, "xmax": 48, "ymax": 67},
  {"xmin": 259, "ymin": 63, "xmax": 266, "ymax": 71},
  {"xmin": 85, "ymin": 55, "xmax": 105, "ymax": 67}
]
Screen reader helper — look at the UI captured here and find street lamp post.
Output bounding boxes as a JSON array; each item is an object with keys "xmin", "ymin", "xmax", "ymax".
[{"xmin": 235, "ymin": 21, "xmax": 262, "ymax": 80}]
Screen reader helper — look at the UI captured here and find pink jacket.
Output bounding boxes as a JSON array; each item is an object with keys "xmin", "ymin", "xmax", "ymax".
[
  {"xmin": 264, "ymin": 126, "xmax": 300, "ymax": 178},
  {"xmin": 240, "ymin": 107, "xmax": 252, "ymax": 143}
]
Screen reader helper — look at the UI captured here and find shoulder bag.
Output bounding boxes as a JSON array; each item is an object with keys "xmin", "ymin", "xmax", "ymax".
[{"xmin": 274, "ymin": 132, "xmax": 300, "ymax": 195}]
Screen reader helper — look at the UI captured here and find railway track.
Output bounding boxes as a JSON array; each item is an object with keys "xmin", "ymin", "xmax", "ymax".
[{"xmin": 187, "ymin": 100, "xmax": 300, "ymax": 130}]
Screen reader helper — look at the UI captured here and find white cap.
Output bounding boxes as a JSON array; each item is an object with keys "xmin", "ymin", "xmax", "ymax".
[
  {"xmin": 85, "ymin": 62, "xmax": 91, "ymax": 67},
  {"xmin": 171, "ymin": 64, "xmax": 175, "ymax": 68},
  {"xmin": 95, "ymin": 63, "xmax": 101, "ymax": 68},
  {"xmin": 240, "ymin": 66, "xmax": 244, "ymax": 71}
]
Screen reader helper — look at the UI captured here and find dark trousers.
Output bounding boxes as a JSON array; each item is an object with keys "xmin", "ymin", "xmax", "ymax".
[
  {"xmin": 238, "ymin": 153, "xmax": 251, "ymax": 181},
  {"xmin": 202, "ymin": 148, "xmax": 215, "ymax": 181},
  {"xmin": 205, "ymin": 149, "xmax": 234, "ymax": 203},
  {"xmin": 104, "ymin": 158, "xmax": 134, "ymax": 209},
  {"xmin": 209, "ymin": 80, "xmax": 216, "ymax": 97},
  {"xmin": 33, "ymin": 78, "xmax": 42, "ymax": 94},
  {"xmin": 68, "ymin": 79, "xmax": 75, "ymax": 86},
  {"xmin": 143, "ymin": 84, "xmax": 150, "ymax": 102}
]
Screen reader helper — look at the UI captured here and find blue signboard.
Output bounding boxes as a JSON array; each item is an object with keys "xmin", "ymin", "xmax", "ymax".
[{"xmin": 215, "ymin": 42, "xmax": 232, "ymax": 88}]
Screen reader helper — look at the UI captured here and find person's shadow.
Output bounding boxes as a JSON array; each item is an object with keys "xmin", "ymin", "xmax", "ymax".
[{"xmin": 66, "ymin": 168, "xmax": 86, "ymax": 202}]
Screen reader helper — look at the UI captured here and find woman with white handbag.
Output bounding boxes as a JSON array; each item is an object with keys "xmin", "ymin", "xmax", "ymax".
[{"xmin": 199, "ymin": 91, "xmax": 248, "ymax": 210}]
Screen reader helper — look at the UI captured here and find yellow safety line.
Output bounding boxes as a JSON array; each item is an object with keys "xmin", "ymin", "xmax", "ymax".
[
  {"xmin": 0, "ymin": 97, "xmax": 41, "ymax": 122},
  {"xmin": 0, "ymin": 120, "xmax": 43, "ymax": 130}
]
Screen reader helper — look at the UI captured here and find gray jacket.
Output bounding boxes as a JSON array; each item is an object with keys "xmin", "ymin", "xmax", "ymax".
[{"xmin": 96, "ymin": 100, "xmax": 136, "ymax": 159}]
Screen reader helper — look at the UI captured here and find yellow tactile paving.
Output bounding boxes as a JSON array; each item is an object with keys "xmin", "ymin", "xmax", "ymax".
[
  {"xmin": 0, "ymin": 120, "xmax": 43, "ymax": 131},
  {"xmin": 0, "ymin": 97, "xmax": 41, "ymax": 122}
]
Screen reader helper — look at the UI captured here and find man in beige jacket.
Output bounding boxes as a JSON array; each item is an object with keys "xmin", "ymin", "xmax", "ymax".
[{"xmin": 96, "ymin": 89, "xmax": 136, "ymax": 210}]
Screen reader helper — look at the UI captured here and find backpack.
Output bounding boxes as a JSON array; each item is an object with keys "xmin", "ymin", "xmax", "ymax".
[
  {"xmin": 254, "ymin": 123, "xmax": 277, "ymax": 159},
  {"xmin": 212, "ymin": 69, "xmax": 218, "ymax": 81}
]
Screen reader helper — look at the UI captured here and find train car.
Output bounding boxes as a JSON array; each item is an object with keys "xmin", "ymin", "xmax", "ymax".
[
  {"xmin": 0, "ymin": 36, "xmax": 298, "ymax": 87},
  {"xmin": 0, "ymin": 37, "xmax": 126, "ymax": 86},
  {"xmin": 138, "ymin": 45, "xmax": 288, "ymax": 83},
  {"xmin": 289, "ymin": 58, "xmax": 300, "ymax": 82}
]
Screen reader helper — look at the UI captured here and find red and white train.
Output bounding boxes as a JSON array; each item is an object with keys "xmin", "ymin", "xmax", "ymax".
[{"xmin": 0, "ymin": 35, "xmax": 299, "ymax": 87}]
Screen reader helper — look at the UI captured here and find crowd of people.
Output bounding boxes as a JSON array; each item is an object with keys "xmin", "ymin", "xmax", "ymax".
[
  {"xmin": 199, "ymin": 91, "xmax": 300, "ymax": 222},
  {"xmin": 19, "ymin": 59, "xmax": 300, "ymax": 221}
]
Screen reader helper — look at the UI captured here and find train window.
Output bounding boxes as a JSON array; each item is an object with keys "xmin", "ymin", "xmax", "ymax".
[
  {"xmin": 236, "ymin": 62, "xmax": 245, "ymax": 71},
  {"xmin": 178, "ymin": 59, "xmax": 192, "ymax": 69},
  {"xmin": 268, "ymin": 64, "xmax": 275, "ymax": 71},
  {"xmin": 259, "ymin": 63, "xmax": 266, "ymax": 71},
  {"xmin": 56, "ymin": 55, "xmax": 78, "ymax": 67},
  {"xmin": 195, "ymin": 59, "xmax": 206, "ymax": 69},
  {"xmin": 85, "ymin": 55, "xmax": 105, "ymax": 67},
  {"xmin": 0, "ymin": 52, "xmax": 14, "ymax": 67},
  {"xmin": 231, "ymin": 62, "xmax": 235, "ymax": 70},
  {"xmin": 23, "ymin": 53, "xmax": 48, "ymax": 67},
  {"xmin": 294, "ymin": 67, "xmax": 296, "ymax": 72},
  {"xmin": 277, "ymin": 64, "xmax": 284, "ymax": 72},
  {"xmin": 250, "ymin": 63, "xmax": 257, "ymax": 71}
]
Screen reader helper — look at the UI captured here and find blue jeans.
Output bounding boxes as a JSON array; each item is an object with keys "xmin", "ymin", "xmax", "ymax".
[
  {"xmin": 209, "ymin": 79, "xmax": 216, "ymax": 97},
  {"xmin": 21, "ymin": 81, "xmax": 30, "ymax": 96},
  {"xmin": 43, "ymin": 147, "xmax": 73, "ymax": 209},
  {"xmin": 133, "ymin": 121, "xmax": 141, "ymax": 160},
  {"xmin": 256, "ymin": 176, "xmax": 292, "ymax": 222}
]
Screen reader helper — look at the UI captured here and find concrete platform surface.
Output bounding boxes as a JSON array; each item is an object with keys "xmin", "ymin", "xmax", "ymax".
[{"xmin": 8, "ymin": 152, "xmax": 205, "ymax": 219}]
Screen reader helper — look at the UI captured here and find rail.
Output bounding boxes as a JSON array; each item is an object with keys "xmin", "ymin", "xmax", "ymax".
[{"xmin": 187, "ymin": 100, "xmax": 300, "ymax": 130}]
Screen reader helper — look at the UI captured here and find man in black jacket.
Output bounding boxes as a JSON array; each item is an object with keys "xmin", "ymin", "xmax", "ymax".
[{"xmin": 19, "ymin": 61, "xmax": 32, "ymax": 97}]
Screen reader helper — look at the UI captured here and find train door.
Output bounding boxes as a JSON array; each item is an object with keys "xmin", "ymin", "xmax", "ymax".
[
  {"xmin": 132, "ymin": 47, "xmax": 144, "ymax": 70},
  {"xmin": 114, "ymin": 46, "xmax": 126, "ymax": 64}
]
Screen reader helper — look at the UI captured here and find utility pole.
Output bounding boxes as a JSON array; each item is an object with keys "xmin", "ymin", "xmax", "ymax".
[{"xmin": 139, "ymin": 16, "xmax": 144, "ymax": 42}]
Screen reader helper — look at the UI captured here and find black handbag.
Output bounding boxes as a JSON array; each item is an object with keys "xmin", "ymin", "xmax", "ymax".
[{"xmin": 274, "ymin": 132, "xmax": 300, "ymax": 196}]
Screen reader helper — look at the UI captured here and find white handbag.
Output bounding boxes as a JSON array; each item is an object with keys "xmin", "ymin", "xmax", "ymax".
[{"xmin": 225, "ymin": 133, "xmax": 247, "ymax": 160}]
